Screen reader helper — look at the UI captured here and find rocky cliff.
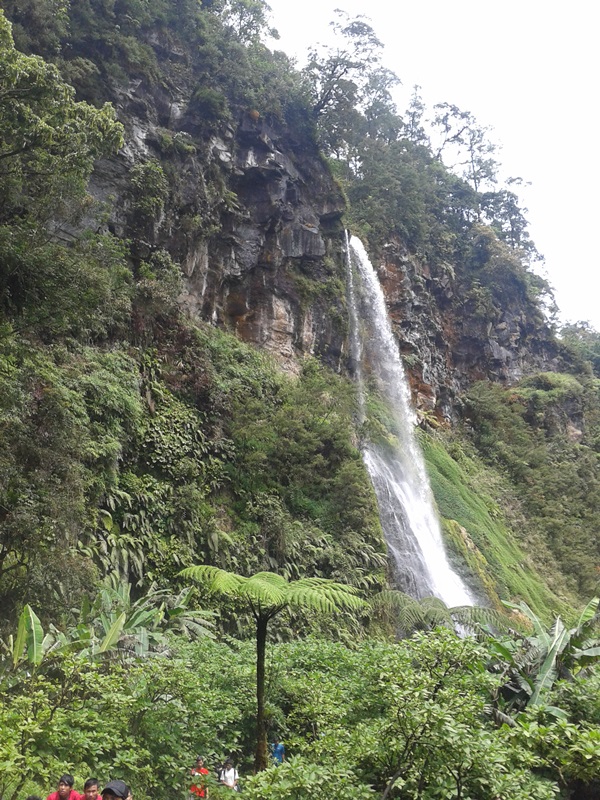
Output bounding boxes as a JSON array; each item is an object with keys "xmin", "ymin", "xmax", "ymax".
[
  {"xmin": 85, "ymin": 67, "xmax": 561, "ymax": 421},
  {"xmin": 373, "ymin": 236, "xmax": 562, "ymax": 420},
  {"xmin": 3, "ymin": 0, "xmax": 562, "ymax": 415},
  {"xmin": 90, "ymin": 86, "xmax": 350, "ymax": 375}
]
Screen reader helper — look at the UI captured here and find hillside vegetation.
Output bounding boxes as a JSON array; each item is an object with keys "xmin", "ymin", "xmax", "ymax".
[{"xmin": 1, "ymin": 2, "xmax": 600, "ymax": 798}]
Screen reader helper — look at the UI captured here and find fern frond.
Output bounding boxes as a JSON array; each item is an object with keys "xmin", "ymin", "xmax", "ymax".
[
  {"xmin": 179, "ymin": 567, "xmax": 365, "ymax": 616},
  {"xmin": 398, "ymin": 604, "xmax": 428, "ymax": 633},
  {"xmin": 287, "ymin": 578, "xmax": 364, "ymax": 613},
  {"xmin": 450, "ymin": 605, "xmax": 506, "ymax": 631},
  {"xmin": 242, "ymin": 573, "xmax": 287, "ymax": 607},
  {"xmin": 180, "ymin": 565, "xmax": 245, "ymax": 595},
  {"xmin": 370, "ymin": 590, "xmax": 420, "ymax": 615}
]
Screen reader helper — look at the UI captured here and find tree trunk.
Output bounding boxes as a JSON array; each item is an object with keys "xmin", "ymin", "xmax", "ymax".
[{"xmin": 254, "ymin": 614, "xmax": 269, "ymax": 771}]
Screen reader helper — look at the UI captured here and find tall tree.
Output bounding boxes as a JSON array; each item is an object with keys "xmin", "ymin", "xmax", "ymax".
[
  {"xmin": 302, "ymin": 11, "xmax": 399, "ymax": 158},
  {"xmin": 403, "ymin": 85, "xmax": 429, "ymax": 146},
  {"xmin": 215, "ymin": 0, "xmax": 278, "ymax": 44},
  {"xmin": 179, "ymin": 566, "xmax": 365, "ymax": 770},
  {"xmin": 480, "ymin": 178, "xmax": 538, "ymax": 257},
  {"xmin": 0, "ymin": 10, "xmax": 122, "ymax": 222},
  {"xmin": 432, "ymin": 102, "xmax": 499, "ymax": 218}
]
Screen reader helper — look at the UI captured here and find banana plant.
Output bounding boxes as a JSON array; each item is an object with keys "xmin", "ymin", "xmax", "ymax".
[
  {"xmin": 0, "ymin": 604, "xmax": 66, "ymax": 688},
  {"xmin": 73, "ymin": 575, "xmax": 215, "ymax": 657},
  {"xmin": 488, "ymin": 598, "xmax": 600, "ymax": 716},
  {"xmin": 0, "ymin": 579, "xmax": 214, "ymax": 683},
  {"xmin": 3, "ymin": 604, "xmax": 44, "ymax": 669}
]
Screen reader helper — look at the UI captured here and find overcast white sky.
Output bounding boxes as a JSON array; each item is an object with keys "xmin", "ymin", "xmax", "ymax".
[{"xmin": 266, "ymin": 0, "xmax": 600, "ymax": 329}]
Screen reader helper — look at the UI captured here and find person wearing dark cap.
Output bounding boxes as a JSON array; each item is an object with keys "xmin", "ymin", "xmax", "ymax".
[
  {"xmin": 46, "ymin": 776, "xmax": 80, "ymax": 800},
  {"xmin": 100, "ymin": 781, "xmax": 129, "ymax": 800}
]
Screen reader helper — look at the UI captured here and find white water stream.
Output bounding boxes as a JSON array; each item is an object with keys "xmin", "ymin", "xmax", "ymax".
[{"xmin": 346, "ymin": 235, "xmax": 473, "ymax": 606}]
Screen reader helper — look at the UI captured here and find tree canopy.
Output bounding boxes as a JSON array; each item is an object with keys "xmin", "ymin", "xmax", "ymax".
[{"xmin": 0, "ymin": 10, "xmax": 122, "ymax": 221}]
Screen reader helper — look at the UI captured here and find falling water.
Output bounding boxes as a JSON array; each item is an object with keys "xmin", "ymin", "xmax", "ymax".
[{"xmin": 346, "ymin": 236, "xmax": 473, "ymax": 607}]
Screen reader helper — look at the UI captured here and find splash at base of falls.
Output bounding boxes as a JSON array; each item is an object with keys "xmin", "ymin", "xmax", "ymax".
[
  {"xmin": 363, "ymin": 446, "xmax": 472, "ymax": 606},
  {"xmin": 347, "ymin": 235, "xmax": 473, "ymax": 607}
]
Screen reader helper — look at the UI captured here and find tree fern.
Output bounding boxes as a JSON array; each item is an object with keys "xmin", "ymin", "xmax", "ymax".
[
  {"xmin": 179, "ymin": 564, "xmax": 366, "ymax": 770},
  {"xmin": 370, "ymin": 589, "xmax": 504, "ymax": 636}
]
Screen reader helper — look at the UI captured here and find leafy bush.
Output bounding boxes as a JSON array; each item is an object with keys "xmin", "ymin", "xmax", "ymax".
[
  {"xmin": 5, "ymin": 632, "xmax": 595, "ymax": 800},
  {"xmin": 129, "ymin": 160, "xmax": 170, "ymax": 223},
  {"xmin": 0, "ymin": 227, "xmax": 133, "ymax": 341},
  {"xmin": 0, "ymin": 10, "xmax": 122, "ymax": 219}
]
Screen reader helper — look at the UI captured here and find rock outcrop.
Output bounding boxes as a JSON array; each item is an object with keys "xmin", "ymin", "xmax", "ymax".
[
  {"xmin": 84, "ymin": 36, "xmax": 560, "ymax": 411},
  {"xmin": 372, "ymin": 237, "xmax": 561, "ymax": 421},
  {"xmin": 88, "ymin": 72, "xmax": 347, "ymax": 375}
]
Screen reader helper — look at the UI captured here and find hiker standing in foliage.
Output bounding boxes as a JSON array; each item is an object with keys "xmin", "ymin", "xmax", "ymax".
[
  {"xmin": 218, "ymin": 759, "xmax": 238, "ymax": 791},
  {"xmin": 190, "ymin": 756, "xmax": 209, "ymax": 798},
  {"xmin": 46, "ymin": 775, "xmax": 80, "ymax": 800},
  {"xmin": 269, "ymin": 737, "xmax": 285, "ymax": 765}
]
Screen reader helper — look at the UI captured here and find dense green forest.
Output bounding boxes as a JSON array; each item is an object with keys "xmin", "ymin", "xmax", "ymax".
[{"xmin": 1, "ymin": 1, "xmax": 599, "ymax": 798}]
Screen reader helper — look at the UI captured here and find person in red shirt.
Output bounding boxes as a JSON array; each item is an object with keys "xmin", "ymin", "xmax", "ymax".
[
  {"xmin": 46, "ymin": 775, "xmax": 80, "ymax": 800},
  {"xmin": 81, "ymin": 779, "xmax": 100, "ymax": 800},
  {"xmin": 190, "ymin": 757, "xmax": 209, "ymax": 798}
]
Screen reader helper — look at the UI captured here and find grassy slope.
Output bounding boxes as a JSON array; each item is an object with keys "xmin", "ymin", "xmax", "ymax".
[{"xmin": 421, "ymin": 431, "xmax": 575, "ymax": 619}]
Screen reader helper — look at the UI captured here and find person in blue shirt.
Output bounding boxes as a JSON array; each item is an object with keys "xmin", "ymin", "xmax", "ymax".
[{"xmin": 269, "ymin": 738, "xmax": 285, "ymax": 765}]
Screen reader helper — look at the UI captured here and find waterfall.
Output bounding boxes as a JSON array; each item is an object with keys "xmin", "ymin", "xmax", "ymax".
[{"xmin": 346, "ymin": 235, "xmax": 473, "ymax": 607}]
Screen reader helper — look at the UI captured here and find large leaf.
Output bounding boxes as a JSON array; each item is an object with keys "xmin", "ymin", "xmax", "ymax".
[
  {"xmin": 180, "ymin": 565, "xmax": 245, "ymax": 595},
  {"xmin": 16, "ymin": 605, "xmax": 44, "ymax": 667},
  {"xmin": 13, "ymin": 607, "xmax": 28, "ymax": 668},
  {"xmin": 286, "ymin": 578, "xmax": 364, "ymax": 614},
  {"xmin": 487, "ymin": 640, "xmax": 516, "ymax": 662},
  {"xmin": 180, "ymin": 566, "xmax": 365, "ymax": 616},
  {"xmin": 79, "ymin": 593, "xmax": 92, "ymax": 624},
  {"xmin": 242, "ymin": 573, "xmax": 287, "ymax": 607},
  {"xmin": 530, "ymin": 619, "xmax": 569, "ymax": 705},
  {"xmin": 134, "ymin": 626, "xmax": 149, "ymax": 657},
  {"xmin": 176, "ymin": 615, "xmax": 216, "ymax": 640},
  {"xmin": 503, "ymin": 600, "xmax": 547, "ymax": 641},
  {"xmin": 99, "ymin": 611, "xmax": 127, "ymax": 653},
  {"xmin": 574, "ymin": 597, "xmax": 599, "ymax": 629},
  {"xmin": 572, "ymin": 645, "xmax": 600, "ymax": 668},
  {"xmin": 126, "ymin": 605, "xmax": 160, "ymax": 631},
  {"xmin": 544, "ymin": 705, "xmax": 569, "ymax": 720}
]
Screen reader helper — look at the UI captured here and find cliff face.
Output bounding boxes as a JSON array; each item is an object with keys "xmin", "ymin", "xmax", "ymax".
[
  {"xmin": 180, "ymin": 114, "xmax": 347, "ymax": 373},
  {"xmin": 89, "ymin": 80, "xmax": 560, "ymax": 416},
  {"xmin": 372, "ymin": 239, "xmax": 561, "ymax": 420},
  {"xmin": 64, "ymin": 24, "xmax": 562, "ymax": 418},
  {"xmin": 88, "ymin": 71, "xmax": 348, "ymax": 376}
]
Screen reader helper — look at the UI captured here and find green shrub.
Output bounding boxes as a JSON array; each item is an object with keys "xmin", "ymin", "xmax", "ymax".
[{"xmin": 129, "ymin": 160, "xmax": 170, "ymax": 222}]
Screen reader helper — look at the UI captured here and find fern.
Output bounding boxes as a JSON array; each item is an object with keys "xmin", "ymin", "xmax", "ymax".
[{"xmin": 179, "ymin": 564, "xmax": 366, "ymax": 770}]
